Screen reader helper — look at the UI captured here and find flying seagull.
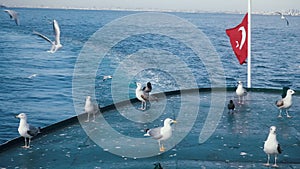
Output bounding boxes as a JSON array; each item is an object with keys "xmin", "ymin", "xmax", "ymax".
[
  {"xmin": 275, "ymin": 89, "xmax": 295, "ymax": 118},
  {"xmin": 144, "ymin": 118, "xmax": 177, "ymax": 152},
  {"xmin": 33, "ymin": 19, "xmax": 62, "ymax": 53},
  {"xmin": 263, "ymin": 126, "xmax": 282, "ymax": 167},
  {"xmin": 4, "ymin": 9, "xmax": 19, "ymax": 25},
  {"xmin": 275, "ymin": 12, "xmax": 289, "ymax": 26},
  {"xmin": 135, "ymin": 82, "xmax": 152, "ymax": 110},
  {"xmin": 236, "ymin": 81, "xmax": 247, "ymax": 104},
  {"xmin": 16, "ymin": 113, "xmax": 40, "ymax": 148},
  {"xmin": 103, "ymin": 75, "xmax": 112, "ymax": 81}
]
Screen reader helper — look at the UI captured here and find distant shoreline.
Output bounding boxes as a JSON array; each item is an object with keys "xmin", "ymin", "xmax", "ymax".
[{"xmin": 4, "ymin": 6, "xmax": 300, "ymax": 16}]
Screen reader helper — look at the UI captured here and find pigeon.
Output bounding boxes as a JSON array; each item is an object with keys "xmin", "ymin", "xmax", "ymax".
[
  {"xmin": 16, "ymin": 113, "xmax": 40, "ymax": 148},
  {"xmin": 275, "ymin": 89, "xmax": 295, "ymax": 118},
  {"xmin": 4, "ymin": 9, "xmax": 19, "ymax": 25},
  {"xmin": 84, "ymin": 96, "xmax": 100, "ymax": 122},
  {"xmin": 275, "ymin": 12, "xmax": 289, "ymax": 26},
  {"xmin": 236, "ymin": 81, "xmax": 247, "ymax": 104},
  {"xmin": 103, "ymin": 75, "xmax": 112, "ymax": 81},
  {"xmin": 144, "ymin": 118, "xmax": 177, "ymax": 152},
  {"xmin": 263, "ymin": 126, "xmax": 282, "ymax": 168},
  {"xmin": 135, "ymin": 82, "xmax": 152, "ymax": 110},
  {"xmin": 153, "ymin": 162, "xmax": 163, "ymax": 169},
  {"xmin": 227, "ymin": 100, "xmax": 235, "ymax": 114},
  {"xmin": 33, "ymin": 20, "xmax": 62, "ymax": 53}
]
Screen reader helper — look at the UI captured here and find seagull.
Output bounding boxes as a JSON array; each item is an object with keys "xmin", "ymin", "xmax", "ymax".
[
  {"xmin": 84, "ymin": 96, "xmax": 100, "ymax": 122},
  {"xmin": 275, "ymin": 12, "xmax": 289, "ymax": 26},
  {"xmin": 144, "ymin": 118, "xmax": 177, "ymax": 152},
  {"xmin": 103, "ymin": 75, "xmax": 112, "ymax": 81},
  {"xmin": 33, "ymin": 20, "xmax": 62, "ymax": 53},
  {"xmin": 227, "ymin": 100, "xmax": 235, "ymax": 114},
  {"xmin": 236, "ymin": 81, "xmax": 247, "ymax": 104},
  {"xmin": 16, "ymin": 113, "xmax": 40, "ymax": 148},
  {"xmin": 263, "ymin": 126, "xmax": 282, "ymax": 168},
  {"xmin": 135, "ymin": 82, "xmax": 152, "ymax": 110},
  {"xmin": 275, "ymin": 89, "xmax": 295, "ymax": 118},
  {"xmin": 4, "ymin": 9, "xmax": 19, "ymax": 25}
]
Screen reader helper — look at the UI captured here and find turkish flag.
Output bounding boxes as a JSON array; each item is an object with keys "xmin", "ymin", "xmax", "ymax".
[{"xmin": 226, "ymin": 13, "xmax": 248, "ymax": 65}]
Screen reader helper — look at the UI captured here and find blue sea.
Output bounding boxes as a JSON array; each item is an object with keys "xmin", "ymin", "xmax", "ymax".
[{"xmin": 0, "ymin": 8, "xmax": 299, "ymax": 144}]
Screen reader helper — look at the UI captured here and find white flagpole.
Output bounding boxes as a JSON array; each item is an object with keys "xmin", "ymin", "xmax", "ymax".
[{"xmin": 247, "ymin": 0, "xmax": 252, "ymax": 88}]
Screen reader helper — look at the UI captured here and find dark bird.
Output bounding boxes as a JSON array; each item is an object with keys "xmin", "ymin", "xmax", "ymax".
[
  {"xmin": 154, "ymin": 162, "xmax": 163, "ymax": 169},
  {"xmin": 275, "ymin": 12, "xmax": 289, "ymax": 26},
  {"xmin": 4, "ymin": 9, "xmax": 19, "ymax": 25},
  {"xmin": 16, "ymin": 113, "xmax": 40, "ymax": 148},
  {"xmin": 263, "ymin": 126, "xmax": 282, "ymax": 167},
  {"xmin": 227, "ymin": 100, "xmax": 235, "ymax": 114},
  {"xmin": 275, "ymin": 89, "xmax": 295, "ymax": 118},
  {"xmin": 135, "ymin": 82, "xmax": 152, "ymax": 110}
]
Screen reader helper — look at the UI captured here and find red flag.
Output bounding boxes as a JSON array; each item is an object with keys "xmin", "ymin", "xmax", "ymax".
[{"xmin": 226, "ymin": 13, "xmax": 248, "ymax": 65}]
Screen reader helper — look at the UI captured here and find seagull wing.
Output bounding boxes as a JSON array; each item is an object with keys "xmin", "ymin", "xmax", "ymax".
[
  {"xmin": 148, "ymin": 127, "xmax": 163, "ymax": 140},
  {"xmin": 53, "ymin": 20, "xmax": 61, "ymax": 45},
  {"xmin": 27, "ymin": 125, "xmax": 40, "ymax": 137},
  {"xmin": 285, "ymin": 17, "xmax": 289, "ymax": 26},
  {"xmin": 4, "ymin": 9, "xmax": 19, "ymax": 25},
  {"xmin": 277, "ymin": 144, "xmax": 282, "ymax": 154},
  {"xmin": 33, "ymin": 31, "xmax": 53, "ymax": 44},
  {"xmin": 275, "ymin": 11, "xmax": 282, "ymax": 16}
]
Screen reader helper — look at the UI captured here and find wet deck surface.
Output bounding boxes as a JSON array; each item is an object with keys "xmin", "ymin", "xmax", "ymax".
[{"xmin": 0, "ymin": 89, "xmax": 299, "ymax": 168}]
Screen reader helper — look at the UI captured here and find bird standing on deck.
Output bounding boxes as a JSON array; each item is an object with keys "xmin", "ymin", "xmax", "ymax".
[
  {"xmin": 84, "ymin": 96, "xmax": 100, "ymax": 122},
  {"xmin": 135, "ymin": 82, "xmax": 152, "ymax": 110},
  {"xmin": 144, "ymin": 118, "xmax": 177, "ymax": 152},
  {"xmin": 227, "ymin": 100, "xmax": 235, "ymax": 114},
  {"xmin": 16, "ymin": 113, "xmax": 40, "ymax": 148},
  {"xmin": 275, "ymin": 89, "xmax": 295, "ymax": 118},
  {"xmin": 236, "ymin": 81, "xmax": 247, "ymax": 104},
  {"xmin": 33, "ymin": 20, "xmax": 62, "ymax": 53},
  {"xmin": 263, "ymin": 126, "xmax": 282, "ymax": 168}
]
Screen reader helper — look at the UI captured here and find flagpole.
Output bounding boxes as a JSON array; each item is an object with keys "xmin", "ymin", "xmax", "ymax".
[{"xmin": 247, "ymin": 0, "xmax": 252, "ymax": 88}]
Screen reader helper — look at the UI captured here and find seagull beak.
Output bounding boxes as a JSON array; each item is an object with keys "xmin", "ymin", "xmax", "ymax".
[
  {"xmin": 15, "ymin": 115, "xmax": 19, "ymax": 118},
  {"xmin": 172, "ymin": 120, "xmax": 177, "ymax": 124}
]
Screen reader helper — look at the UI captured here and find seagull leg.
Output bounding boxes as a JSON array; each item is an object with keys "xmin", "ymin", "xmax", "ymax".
[
  {"xmin": 92, "ymin": 113, "xmax": 96, "ymax": 122},
  {"xmin": 85, "ymin": 113, "xmax": 90, "ymax": 122},
  {"xmin": 160, "ymin": 144, "xmax": 165, "ymax": 152},
  {"xmin": 22, "ymin": 137, "xmax": 27, "ymax": 148},
  {"xmin": 272, "ymin": 154, "xmax": 279, "ymax": 168},
  {"xmin": 27, "ymin": 138, "xmax": 31, "ymax": 148},
  {"xmin": 264, "ymin": 154, "xmax": 270, "ymax": 166},
  {"xmin": 286, "ymin": 110, "xmax": 292, "ymax": 118},
  {"xmin": 278, "ymin": 110, "xmax": 282, "ymax": 118}
]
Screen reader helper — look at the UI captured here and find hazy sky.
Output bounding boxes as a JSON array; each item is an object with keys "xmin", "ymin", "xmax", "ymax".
[{"xmin": 0, "ymin": 0, "xmax": 299, "ymax": 12}]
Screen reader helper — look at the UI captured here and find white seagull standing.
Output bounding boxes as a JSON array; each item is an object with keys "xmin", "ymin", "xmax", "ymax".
[
  {"xmin": 236, "ymin": 81, "xmax": 247, "ymax": 104},
  {"xmin": 135, "ymin": 82, "xmax": 152, "ymax": 110},
  {"xmin": 84, "ymin": 96, "xmax": 100, "ymax": 122},
  {"xmin": 275, "ymin": 12, "xmax": 289, "ymax": 26},
  {"xmin": 275, "ymin": 89, "xmax": 295, "ymax": 118},
  {"xmin": 263, "ymin": 126, "xmax": 282, "ymax": 168},
  {"xmin": 33, "ymin": 20, "xmax": 62, "ymax": 53},
  {"xmin": 4, "ymin": 9, "xmax": 19, "ymax": 25},
  {"xmin": 16, "ymin": 113, "xmax": 40, "ymax": 148},
  {"xmin": 144, "ymin": 118, "xmax": 177, "ymax": 152}
]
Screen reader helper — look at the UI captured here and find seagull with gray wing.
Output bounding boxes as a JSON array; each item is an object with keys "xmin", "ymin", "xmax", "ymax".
[
  {"xmin": 4, "ymin": 9, "xmax": 19, "ymax": 25},
  {"xmin": 275, "ymin": 12, "xmax": 289, "ymax": 26},
  {"xmin": 263, "ymin": 126, "xmax": 282, "ymax": 168},
  {"xmin": 33, "ymin": 20, "xmax": 62, "ymax": 53},
  {"xmin": 16, "ymin": 113, "xmax": 40, "ymax": 148}
]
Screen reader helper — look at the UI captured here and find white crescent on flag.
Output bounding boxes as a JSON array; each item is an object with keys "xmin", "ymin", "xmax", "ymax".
[{"xmin": 238, "ymin": 26, "xmax": 246, "ymax": 50}]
